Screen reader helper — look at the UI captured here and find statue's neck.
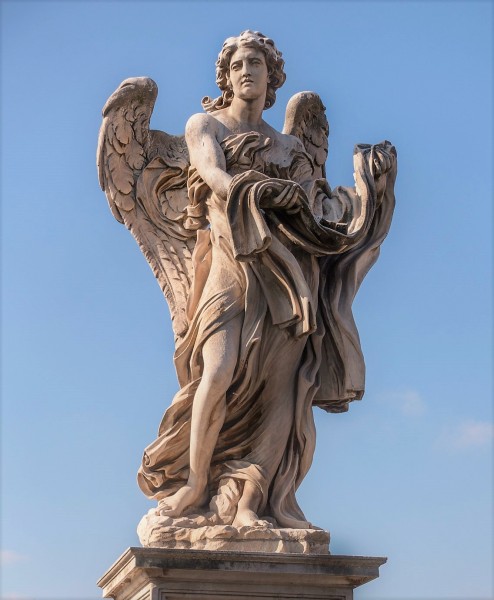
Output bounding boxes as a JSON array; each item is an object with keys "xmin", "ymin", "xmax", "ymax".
[{"xmin": 227, "ymin": 96, "xmax": 265, "ymax": 129}]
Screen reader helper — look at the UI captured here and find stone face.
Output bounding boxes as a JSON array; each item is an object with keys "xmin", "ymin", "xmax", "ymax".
[
  {"xmin": 97, "ymin": 547, "xmax": 387, "ymax": 600},
  {"xmin": 97, "ymin": 30, "xmax": 396, "ymax": 548}
]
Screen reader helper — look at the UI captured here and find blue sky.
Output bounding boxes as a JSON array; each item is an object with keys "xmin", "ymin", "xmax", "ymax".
[{"xmin": 1, "ymin": 1, "xmax": 492, "ymax": 598}]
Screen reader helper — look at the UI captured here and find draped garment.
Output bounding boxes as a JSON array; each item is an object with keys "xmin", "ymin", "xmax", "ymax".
[{"xmin": 138, "ymin": 131, "xmax": 396, "ymax": 526}]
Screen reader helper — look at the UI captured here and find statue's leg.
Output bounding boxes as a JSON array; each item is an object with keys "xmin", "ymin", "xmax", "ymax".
[
  {"xmin": 233, "ymin": 330, "xmax": 314, "ymax": 529},
  {"xmin": 157, "ymin": 314, "xmax": 243, "ymax": 517},
  {"xmin": 232, "ymin": 480, "xmax": 272, "ymax": 528}
]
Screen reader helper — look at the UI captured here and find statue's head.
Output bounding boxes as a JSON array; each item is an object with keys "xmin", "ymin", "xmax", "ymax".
[{"xmin": 202, "ymin": 30, "xmax": 286, "ymax": 113}]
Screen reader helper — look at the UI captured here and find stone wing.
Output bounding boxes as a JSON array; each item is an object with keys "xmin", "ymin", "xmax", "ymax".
[
  {"xmin": 283, "ymin": 91, "xmax": 329, "ymax": 179},
  {"xmin": 97, "ymin": 77, "xmax": 196, "ymax": 340}
]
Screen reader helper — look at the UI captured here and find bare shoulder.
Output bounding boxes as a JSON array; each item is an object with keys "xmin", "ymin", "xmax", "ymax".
[{"xmin": 185, "ymin": 112, "xmax": 220, "ymax": 138}]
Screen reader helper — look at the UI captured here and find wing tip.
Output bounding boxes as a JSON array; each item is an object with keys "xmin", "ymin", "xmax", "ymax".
[{"xmin": 102, "ymin": 76, "xmax": 158, "ymax": 117}]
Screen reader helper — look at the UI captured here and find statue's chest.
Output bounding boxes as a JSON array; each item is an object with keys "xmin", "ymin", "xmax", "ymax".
[
  {"xmin": 222, "ymin": 133, "xmax": 294, "ymax": 180},
  {"xmin": 227, "ymin": 158, "xmax": 292, "ymax": 181}
]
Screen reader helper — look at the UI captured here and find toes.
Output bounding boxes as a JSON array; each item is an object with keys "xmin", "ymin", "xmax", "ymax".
[
  {"xmin": 156, "ymin": 500, "xmax": 175, "ymax": 516},
  {"xmin": 253, "ymin": 519, "xmax": 272, "ymax": 528}
]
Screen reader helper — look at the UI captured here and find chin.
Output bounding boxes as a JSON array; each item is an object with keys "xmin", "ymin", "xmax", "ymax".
[{"xmin": 238, "ymin": 91, "xmax": 264, "ymax": 101}]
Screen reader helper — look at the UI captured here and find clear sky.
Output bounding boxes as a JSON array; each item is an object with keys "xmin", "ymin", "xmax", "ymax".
[{"xmin": 1, "ymin": 1, "xmax": 492, "ymax": 599}]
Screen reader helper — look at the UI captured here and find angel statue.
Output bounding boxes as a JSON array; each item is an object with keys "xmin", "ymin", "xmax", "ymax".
[{"xmin": 97, "ymin": 30, "xmax": 396, "ymax": 551}]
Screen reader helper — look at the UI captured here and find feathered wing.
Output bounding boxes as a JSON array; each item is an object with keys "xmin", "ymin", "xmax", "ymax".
[
  {"xmin": 97, "ymin": 77, "xmax": 196, "ymax": 340},
  {"xmin": 283, "ymin": 91, "xmax": 329, "ymax": 179},
  {"xmin": 284, "ymin": 91, "xmax": 396, "ymax": 413}
]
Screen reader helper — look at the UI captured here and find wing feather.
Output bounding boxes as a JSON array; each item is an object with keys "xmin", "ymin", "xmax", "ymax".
[
  {"xmin": 97, "ymin": 77, "xmax": 196, "ymax": 341},
  {"xmin": 283, "ymin": 91, "xmax": 329, "ymax": 179}
]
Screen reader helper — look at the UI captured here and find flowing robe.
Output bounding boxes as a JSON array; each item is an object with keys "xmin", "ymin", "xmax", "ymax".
[{"xmin": 138, "ymin": 131, "xmax": 396, "ymax": 526}]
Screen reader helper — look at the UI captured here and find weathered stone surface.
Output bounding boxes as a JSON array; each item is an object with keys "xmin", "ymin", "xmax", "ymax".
[
  {"xmin": 138, "ymin": 507, "xmax": 329, "ymax": 553},
  {"xmin": 97, "ymin": 547, "xmax": 387, "ymax": 600},
  {"xmin": 97, "ymin": 30, "xmax": 396, "ymax": 548}
]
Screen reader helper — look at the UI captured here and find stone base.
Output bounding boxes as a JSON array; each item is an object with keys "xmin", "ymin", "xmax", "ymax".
[
  {"xmin": 138, "ymin": 509, "xmax": 330, "ymax": 553},
  {"xmin": 97, "ymin": 547, "xmax": 386, "ymax": 600}
]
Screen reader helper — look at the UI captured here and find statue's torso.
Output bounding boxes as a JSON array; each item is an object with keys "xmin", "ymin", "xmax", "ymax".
[{"xmin": 202, "ymin": 130, "xmax": 312, "ymax": 231}]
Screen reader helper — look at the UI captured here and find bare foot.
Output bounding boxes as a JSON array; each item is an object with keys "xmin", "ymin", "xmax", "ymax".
[
  {"xmin": 156, "ymin": 484, "xmax": 205, "ymax": 517},
  {"xmin": 233, "ymin": 507, "xmax": 272, "ymax": 528}
]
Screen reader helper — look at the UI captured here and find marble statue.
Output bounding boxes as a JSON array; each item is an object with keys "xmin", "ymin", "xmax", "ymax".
[{"xmin": 97, "ymin": 30, "xmax": 396, "ymax": 553}]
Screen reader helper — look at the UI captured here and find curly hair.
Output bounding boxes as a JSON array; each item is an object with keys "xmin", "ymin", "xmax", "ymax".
[{"xmin": 202, "ymin": 30, "xmax": 286, "ymax": 113}]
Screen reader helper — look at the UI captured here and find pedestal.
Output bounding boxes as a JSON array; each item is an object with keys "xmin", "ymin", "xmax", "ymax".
[{"xmin": 97, "ymin": 547, "xmax": 386, "ymax": 600}]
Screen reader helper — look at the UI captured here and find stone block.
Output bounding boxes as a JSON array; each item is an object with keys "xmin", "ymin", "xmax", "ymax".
[{"xmin": 98, "ymin": 547, "xmax": 386, "ymax": 600}]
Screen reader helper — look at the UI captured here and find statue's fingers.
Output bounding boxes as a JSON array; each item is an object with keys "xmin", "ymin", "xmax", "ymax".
[
  {"xmin": 373, "ymin": 156, "xmax": 382, "ymax": 175},
  {"xmin": 374, "ymin": 150, "xmax": 392, "ymax": 174},
  {"xmin": 273, "ymin": 186, "xmax": 291, "ymax": 206},
  {"xmin": 285, "ymin": 188, "xmax": 301, "ymax": 211},
  {"xmin": 284, "ymin": 196, "xmax": 302, "ymax": 215},
  {"xmin": 282, "ymin": 184, "xmax": 300, "ymax": 206},
  {"xmin": 286, "ymin": 205, "xmax": 301, "ymax": 215},
  {"xmin": 268, "ymin": 180, "xmax": 286, "ymax": 195}
]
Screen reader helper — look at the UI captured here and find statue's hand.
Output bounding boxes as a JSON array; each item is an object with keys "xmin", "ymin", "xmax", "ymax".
[
  {"xmin": 371, "ymin": 146, "xmax": 394, "ymax": 177},
  {"xmin": 371, "ymin": 145, "xmax": 395, "ymax": 201},
  {"xmin": 260, "ymin": 180, "xmax": 302, "ymax": 214}
]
